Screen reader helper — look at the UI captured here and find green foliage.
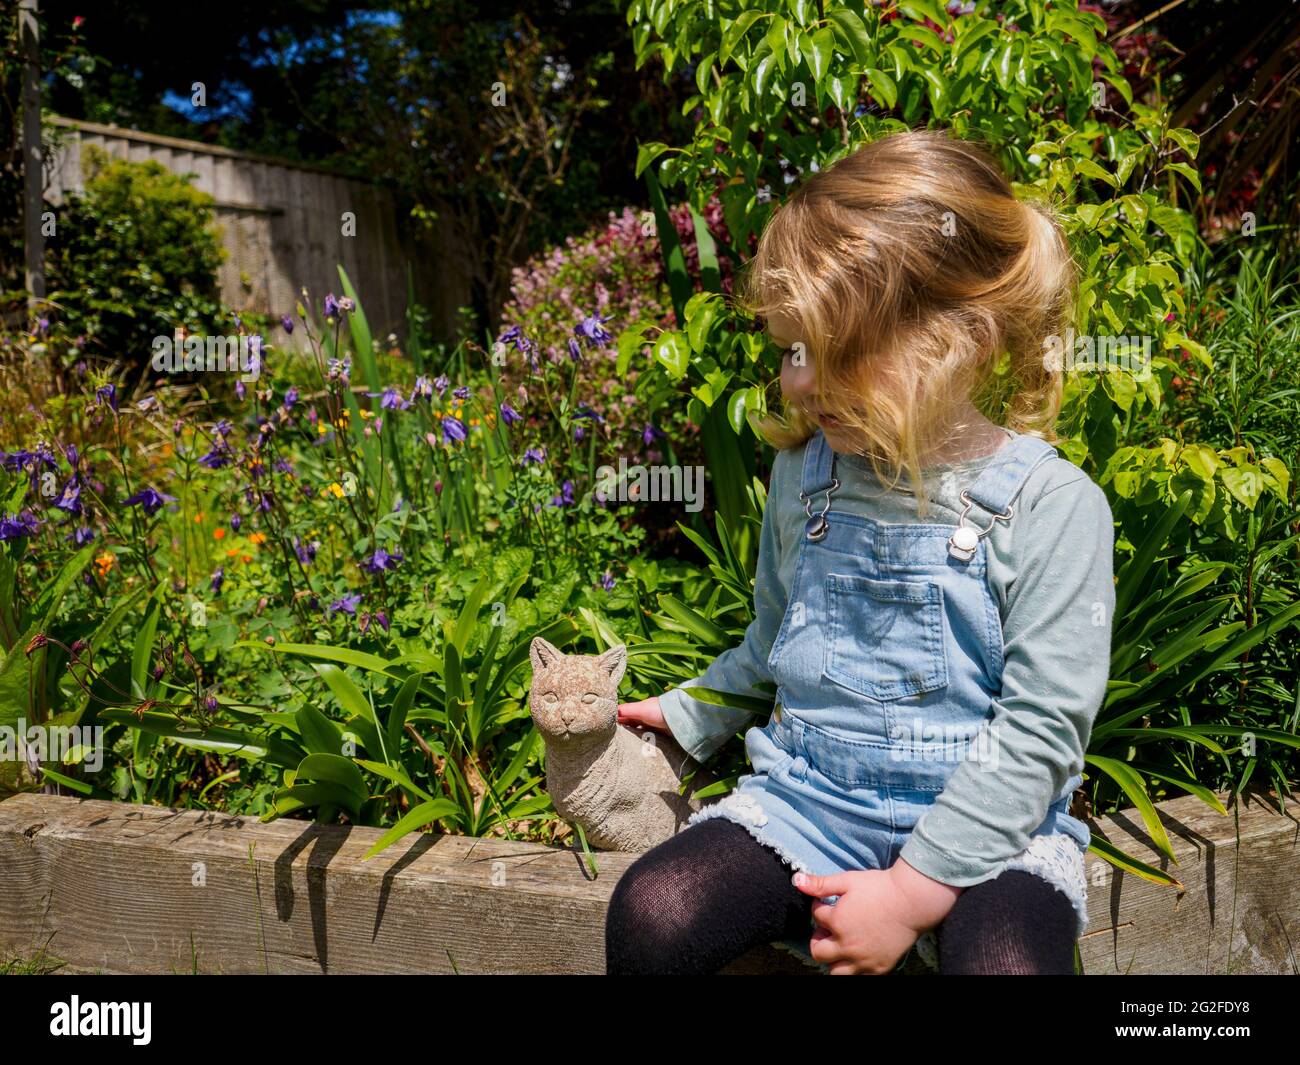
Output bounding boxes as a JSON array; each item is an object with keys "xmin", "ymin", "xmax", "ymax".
[
  {"xmin": 630, "ymin": 0, "xmax": 1212, "ymax": 502},
  {"xmin": 45, "ymin": 145, "xmax": 225, "ymax": 361}
]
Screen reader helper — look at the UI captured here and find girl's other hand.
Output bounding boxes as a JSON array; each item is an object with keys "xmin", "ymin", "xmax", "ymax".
[{"xmin": 618, "ymin": 696, "xmax": 668, "ymax": 733}]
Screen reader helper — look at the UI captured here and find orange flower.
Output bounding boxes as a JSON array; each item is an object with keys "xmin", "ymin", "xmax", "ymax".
[
  {"xmin": 249, "ymin": 532, "xmax": 267, "ymax": 546},
  {"xmin": 242, "ymin": 554, "xmax": 252, "ymax": 563},
  {"xmin": 213, "ymin": 528, "xmax": 226, "ymax": 540},
  {"xmin": 226, "ymin": 548, "xmax": 239, "ymax": 558},
  {"xmin": 94, "ymin": 552, "xmax": 115, "ymax": 578}
]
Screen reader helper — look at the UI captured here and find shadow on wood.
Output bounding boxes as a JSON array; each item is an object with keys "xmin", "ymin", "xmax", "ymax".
[{"xmin": 0, "ymin": 790, "xmax": 1294, "ymax": 974}]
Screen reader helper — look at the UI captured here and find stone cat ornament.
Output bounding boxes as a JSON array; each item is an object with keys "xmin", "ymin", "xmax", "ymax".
[{"xmin": 528, "ymin": 637, "xmax": 716, "ymax": 851}]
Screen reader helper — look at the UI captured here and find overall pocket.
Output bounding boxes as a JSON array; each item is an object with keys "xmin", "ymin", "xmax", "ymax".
[{"xmin": 823, "ymin": 574, "xmax": 949, "ymax": 701}]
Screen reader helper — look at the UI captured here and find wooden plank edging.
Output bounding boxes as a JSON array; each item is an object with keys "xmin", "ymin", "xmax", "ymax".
[{"xmin": 0, "ymin": 791, "xmax": 1295, "ymax": 974}]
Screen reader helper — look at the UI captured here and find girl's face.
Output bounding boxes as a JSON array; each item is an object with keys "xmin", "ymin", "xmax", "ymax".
[{"xmin": 768, "ymin": 310, "xmax": 859, "ymax": 449}]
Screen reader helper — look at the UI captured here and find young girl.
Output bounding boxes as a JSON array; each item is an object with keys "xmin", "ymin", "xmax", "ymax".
[{"xmin": 607, "ymin": 130, "xmax": 1115, "ymax": 976}]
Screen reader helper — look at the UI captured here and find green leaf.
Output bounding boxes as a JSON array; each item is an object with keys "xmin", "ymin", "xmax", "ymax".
[
  {"xmin": 314, "ymin": 663, "xmax": 376, "ymax": 725},
  {"xmin": 296, "ymin": 704, "xmax": 344, "ymax": 756},
  {"xmin": 827, "ymin": 8, "xmax": 872, "ymax": 65},
  {"xmin": 130, "ymin": 601, "xmax": 161, "ymax": 701},
  {"xmin": 239, "ymin": 641, "xmax": 399, "ymax": 676},
  {"xmin": 680, "ymin": 685, "xmax": 774, "ymax": 715},
  {"xmin": 653, "ymin": 331, "xmax": 690, "ymax": 378},
  {"xmin": 296, "ymin": 753, "xmax": 368, "ymax": 801},
  {"xmin": 719, "ymin": 10, "xmax": 764, "ymax": 66},
  {"xmin": 865, "ymin": 67, "xmax": 898, "ymax": 109},
  {"xmin": 267, "ymin": 781, "xmax": 361, "ymax": 820},
  {"xmin": 805, "ymin": 26, "xmax": 835, "ymax": 83},
  {"xmin": 1087, "ymin": 834, "xmax": 1183, "ymax": 889},
  {"xmin": 635, "ymin": 142, "xmax": 671, "ymax": 178},
  {"xmin": 1085, "ymin": 754, "xmax": 1178, "ymax": 863},
  {"xmin": 361, "ymin": 800, "xmax": 463, "ymax": 859}
]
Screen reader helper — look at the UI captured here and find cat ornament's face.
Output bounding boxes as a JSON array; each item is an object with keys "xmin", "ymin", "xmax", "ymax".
[{"xmin": 528, "ymin": 638, "xmax": 627, "ymax": 742}]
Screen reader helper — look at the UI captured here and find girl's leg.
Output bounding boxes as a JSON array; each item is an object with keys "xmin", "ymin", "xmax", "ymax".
[
  {"xmin": 936, "ymin": 868, "xmax": 1081, "ymax": 975},
  {"xmin": 605, "ymin": 816, "xmax": 813, "ymax": 975}
]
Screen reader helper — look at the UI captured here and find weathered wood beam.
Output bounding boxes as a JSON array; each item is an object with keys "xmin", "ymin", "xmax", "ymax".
[{"xmin": 0, "ymin": 791, "xmax": 1293, "ymax": 975}]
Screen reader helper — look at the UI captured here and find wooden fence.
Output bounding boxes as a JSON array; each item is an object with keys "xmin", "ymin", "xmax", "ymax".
[
  {"xmin": 0, "ymin": 790, "xmax": 1295, "ymax": 975},
  {"xmin": 41, "ymin": 116, "xmax": 470, "ymax": 347}
]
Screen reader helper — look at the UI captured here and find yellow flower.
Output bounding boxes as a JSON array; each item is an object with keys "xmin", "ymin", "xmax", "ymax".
[
  {"xmin": 317, "ymin": 422, "xmax": 328, "ymax": 436},
  {"xmin": 324, "ymin": 482, "xmax": 345, "ymax": 499},
  {"xmin": 359, "ymin": 409, "xmax": 374, "ymax": 420},
  {"xmin": 249, "ymin": 532, "xmax": 267, "ymax": 546}
]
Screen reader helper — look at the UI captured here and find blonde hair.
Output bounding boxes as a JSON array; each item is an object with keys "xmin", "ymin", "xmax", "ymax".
[{"xmin": 738, "ymin": 129, "xmax": 1076, "ymax": 503}]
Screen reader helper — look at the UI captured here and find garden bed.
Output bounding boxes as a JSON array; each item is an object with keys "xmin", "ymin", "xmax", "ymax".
[{"xmin": 0, "ymin": 790, "xmax": 1295, "ymax": 975}]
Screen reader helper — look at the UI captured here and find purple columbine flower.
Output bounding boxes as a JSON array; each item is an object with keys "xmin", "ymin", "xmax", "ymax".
[
  {"xmin": 198, "ymin": 443, "xmax": 232, "ymax": 469},
  {"xmin": 53, "ymin": 481, "xmax": 82, "ymax": 514},
  {"xmin": 362, "ymin": 547, "xmax": 404, "ymax": 574},
  {"xmin": 548, "ymin": 480, "xmax": 575, "ymax": 507},
  {"xmin": 574, "ymin": 405, "xmax": 606, "ymax": 424},
  {"xmin": 327, "ymin": 358, "xmax": 351, "ymax": 385},
  {"xmin": 327, "ymin": 593, "xmax": 362, "ymax": 617},
  {"xmin": 373, "ymin": 610, "xmax": 390, "ymax": 632},
  {"xmin": 453, "ymin": 385, "xmax": 470, "ymax": 400},
  {"xmin": 380, "ymin": 387, "xmax": 410, "ymax": 411},
  {"xmin": 211, "ymin": 567, "xmax": 224, "ymax": 594},
  {"xmin": 497, "ymin": 325, "xmax": 529, "ymax": 352},
  {"xmin": 337, "ymin": 296, "xmax": 355, "ymax": 313},
  {"xmin": 567, "ymin": 337, "xmax": 585, "ymax": 363},
  {"xmin": 574, "ymin": 424, "xmax": 584, "ymax": 442},
  {"xmin": 433, "ymin": 374, "xmax": 449, "ymax": 396},
  {"xmin": 600, "ymin": 570, "xmax": 616, "ymax": 591},
  {"xmin": 235, "ymin": 380, "xmax": 246, "ymax": 401},
  {"xmin": 323, "ymin": 294, "xmax": 340, "ymax": 319},
  {"xmin": 642, "ymin": 423, "xmax": 666, "ymax": 446},
  {"xmin": 123, "ymin": 487, "xmax": 176, "ymax": 516},
  {"xmin": 230, "ymin": 513, "xmax": 242, "ymax": 531},
  {"xmin": 281, "ymin": 314, "xmax": 294, "ymax": 334},
  {"xmin": 575, "ymin": 313, "xmax": 614, "ymax": 348},
  {"xmin": 284, "ymin": 387, "xmax": 299, "ymax": 409},
  {"xmin": 95, "ymin": 384, "xmax": 118, "ymax": 412},
  {"xmin": 499, "ymin": 402, "xmax": 522, "ymax": 426},
  {"xmin": 65, "ymin": 444, "xmax": 79, "ymax": 468},
  {"xmin": 411, "ymin": 376, "xmax": 433, "ymax": 401},
  {"xmin": 68, "ymin": 526, "xmax": 95, "ymax": 546},
  {"xmin": 441, "ymin": 416, "xmax": 466, "ymax": 444},
  {"xmin": 0, "ymin": 511, "xmax": 40, "ymax": 540},
  {"xmin": 294, "ymin": 537, "xmax": 320, "ymax": 565},
  {"xmin": 521, "ymin": 447, "xmax": 546, "ymax": 465}
]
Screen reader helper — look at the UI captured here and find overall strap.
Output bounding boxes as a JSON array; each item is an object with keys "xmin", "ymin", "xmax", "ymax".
[
  {"xmin": 963, "ymin": 432, "xmax": 1058, "ymax": 517},
  {"xmin": 799, "ymin": 428, "xmax": 835, "ymax": 496}
]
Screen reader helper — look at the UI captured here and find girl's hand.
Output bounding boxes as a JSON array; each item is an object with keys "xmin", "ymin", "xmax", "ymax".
[
  {"xmin": 617, "ymin": 696, "xmax": 668, "ymax": 733},
  {"xmin": 793, "ymin": 860, "xmax": 962, "ymax": 975}
]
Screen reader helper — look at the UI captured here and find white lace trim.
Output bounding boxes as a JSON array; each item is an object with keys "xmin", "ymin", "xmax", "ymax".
[
  {"xmin": 689, "ymin": 803, "xmax": 1088, "ymax": 974},
  {"xmin": 913, "ymin": 833, "xmax": 1089, "ymax": 972}
]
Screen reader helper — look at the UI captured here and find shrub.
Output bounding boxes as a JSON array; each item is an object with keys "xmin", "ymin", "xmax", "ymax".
[{"xmin": 45, "ymin": 145, "xmax": 225, "ymax": 366}]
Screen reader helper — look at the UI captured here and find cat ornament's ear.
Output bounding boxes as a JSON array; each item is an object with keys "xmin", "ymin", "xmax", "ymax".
[
  {"xmin": 530, "ymin": 636, "xmax": 565, "ymax": 675},
  {"xmin": 595, "ymin": 643, "xmax": 628, "ymax": 690}
]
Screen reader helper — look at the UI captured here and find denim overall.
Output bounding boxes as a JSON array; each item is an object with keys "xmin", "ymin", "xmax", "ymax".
[{"xmin": 685, "ymin": 428, "xmax": 1091, "ymax": 969}]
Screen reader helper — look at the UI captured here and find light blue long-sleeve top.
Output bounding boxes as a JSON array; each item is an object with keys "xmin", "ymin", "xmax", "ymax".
[{"xmin": 657, "ymin": 431, "xmax": 1115, "ymax": 886}]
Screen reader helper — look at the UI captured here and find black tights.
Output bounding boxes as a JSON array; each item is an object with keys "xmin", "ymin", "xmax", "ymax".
[{"xmin": 605, "ymin": 817, "xmax": 1081, "ymax": 975}]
